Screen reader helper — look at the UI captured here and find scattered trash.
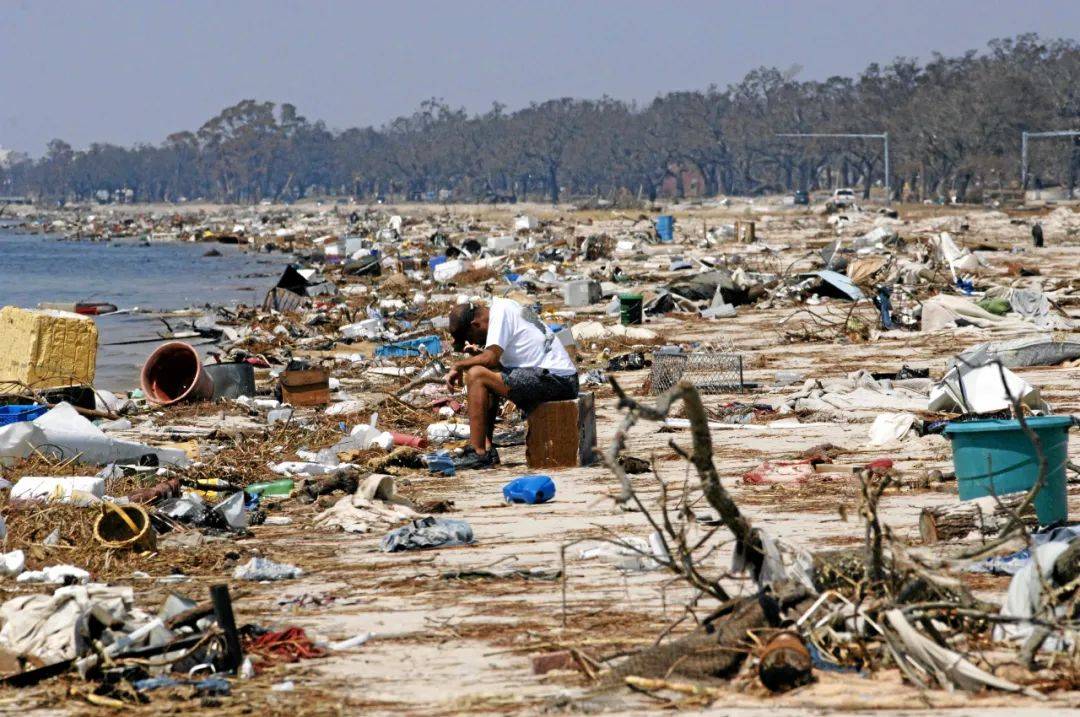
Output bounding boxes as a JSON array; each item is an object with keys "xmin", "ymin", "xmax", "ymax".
[
  {"xmin": 232, "ymin": 557, "xmax": 303, "ymax": 581},
  {"xmin": 380, "ymin": 517, "xmax": 474, "ymax": 552},
  {"xmin": 0, "ymin": 195, "xmax": 1076, "ymax": 708}
]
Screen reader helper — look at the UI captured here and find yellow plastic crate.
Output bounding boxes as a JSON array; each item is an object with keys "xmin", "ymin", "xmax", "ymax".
[{"xmin": 0, "ymin": 306, "xmax": 98, "ymax": 392}]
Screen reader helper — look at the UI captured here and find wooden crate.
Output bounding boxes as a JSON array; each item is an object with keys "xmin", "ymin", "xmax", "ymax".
[
  {"xmin": 280, "ymin": 369, "xmax": 330, "ymax": 406},
  {"xmin": 526, "ymin": 393, "xmax": 596, "ymax": 469}
]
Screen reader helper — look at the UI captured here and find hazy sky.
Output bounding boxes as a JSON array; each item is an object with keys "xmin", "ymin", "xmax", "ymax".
[{"xmin": 2, "ymin": 0, "xmax": 1079, "ymax": 155}]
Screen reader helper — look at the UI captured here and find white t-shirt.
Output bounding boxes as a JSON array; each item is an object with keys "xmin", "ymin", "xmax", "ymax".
[{"xmin": 485, "ymin": 298, "xmax": 577, "ymax": 376}]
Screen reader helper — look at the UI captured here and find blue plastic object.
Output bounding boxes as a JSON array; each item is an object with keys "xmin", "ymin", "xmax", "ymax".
[
  {"xmin": 375, "ymin": 335, "xmax": 442, "ymax": 358},
  {"xmin": 425, "ymin": 450, "xmax": 456, "ymax": 476},
  {"xmin": 876, "ymin": 286, "xmax": 894, "ymax": 330},
  {"xmin": 945, "ymin": 416, "xmax": 1073, "ymax": 526},
  {"xmin": 655, "ymin": 215, "xmax": 675, "ymax": 242},
  {"xmin": 0, "ymin": 404, "xmax": 48, "ymax": 426},
  {"xmin": 429, "ymin": 255, "xmax": 448, "ymax": 271},
  {"xmin": 502, "ymin": 475, "xmax": 556, "ymax": 504}
]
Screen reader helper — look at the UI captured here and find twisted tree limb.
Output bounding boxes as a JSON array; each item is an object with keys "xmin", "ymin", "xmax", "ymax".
[{"xmin": 607, "ymin": 377, "xmax": 764, "ymax": 581}]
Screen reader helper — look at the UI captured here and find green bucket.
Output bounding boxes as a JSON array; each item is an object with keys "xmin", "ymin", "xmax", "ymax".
[
  {"xmin": 619, "ymin": 293, "xmax": 643, "ymax": 326},
  {"xmin": 944, "ymin": 416, "xmax": 1073, "ymax": 526}
]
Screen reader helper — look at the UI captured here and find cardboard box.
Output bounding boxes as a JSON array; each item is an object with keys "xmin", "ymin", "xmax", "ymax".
[
  {"xmin": 280, "ymin": 369, "xmax": 330, "ymax": 406},
  {"xmin": 526, "ymin": 392, "xmax": 596, "ymax": 468},
  {"xmin": 0, "ymin": 307, "xmax": 98, "ymax": 393}
]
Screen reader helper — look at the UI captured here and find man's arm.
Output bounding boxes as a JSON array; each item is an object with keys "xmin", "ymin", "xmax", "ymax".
[{"xmin": 446, "ymin": 345, "xmax": 503, "ymax": 386}]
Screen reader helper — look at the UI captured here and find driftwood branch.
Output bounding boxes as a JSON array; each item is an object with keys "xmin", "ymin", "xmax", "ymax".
[{"xmin": 607, "ymin": 377, "xmax": 764, "ymax": 580}]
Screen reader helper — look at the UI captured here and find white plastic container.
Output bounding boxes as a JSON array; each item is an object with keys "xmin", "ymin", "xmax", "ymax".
[
  {"xmin": 434, "ymin": 260, "xmax": 468, "ymax": 283},
  {"xmin": 349, "ymin": 424, "xmax": 394, "ymax": 451},
  {"xmin": 341, "ymin": 318, "xmax": 383, "ymax": 339},
  {"xmin": 486, "ymin": 236, "xmax": 519, "ymax": 252},
  {"xmin": 426, "ymin": 422, "xmax": 471, "ymax": 443},
  {"xmin": 11, "ymin": 476, "xmax": 105, "ymax": 506},
  {"xmin": 562, "ymin": 280, "xmax": 601, "ymax": 307}
]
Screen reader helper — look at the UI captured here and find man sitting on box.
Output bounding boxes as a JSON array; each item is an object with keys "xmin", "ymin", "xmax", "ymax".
[{"xmin": 446, "ymin": 298, "xmax": 578, "ymax": 470}]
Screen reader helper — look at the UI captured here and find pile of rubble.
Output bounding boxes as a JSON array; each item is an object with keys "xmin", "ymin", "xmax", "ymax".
[{"xmin": 1, "ymin": 198, "xmax": 1079, "ymax": 711}]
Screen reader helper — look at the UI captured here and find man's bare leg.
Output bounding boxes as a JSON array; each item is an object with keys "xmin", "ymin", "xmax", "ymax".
[
  {"xmin": 464, "ymin": 366, "xmax": 510, "ymax": 454},
  {"xmin": 484, "ymin": 393, "xmax": 498, "ymax": 450}
]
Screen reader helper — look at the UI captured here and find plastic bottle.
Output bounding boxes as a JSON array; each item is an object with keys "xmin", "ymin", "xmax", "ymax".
[
  {"xmin": 244, "ymin": 479, "xmax": 295, "ymax": 497},
  {"xmin": 502, "ymin": 475, "xmax": 556, "ymax": 504}
]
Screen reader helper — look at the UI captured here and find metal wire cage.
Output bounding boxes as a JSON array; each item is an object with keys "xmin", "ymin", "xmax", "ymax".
[{"xmin": 650, "ymin": 351, "xmax": 745, "ymax": 394}]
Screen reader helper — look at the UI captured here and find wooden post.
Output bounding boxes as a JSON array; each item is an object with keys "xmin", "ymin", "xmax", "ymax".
[{"xmin": 210, "ymin": 584, "xmax": 244, "ymax": 673}]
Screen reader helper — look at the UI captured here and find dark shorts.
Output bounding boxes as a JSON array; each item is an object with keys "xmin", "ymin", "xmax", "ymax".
[{"xmin": 501, "ymin": 367, "xmax": 579, "ymax": 416}]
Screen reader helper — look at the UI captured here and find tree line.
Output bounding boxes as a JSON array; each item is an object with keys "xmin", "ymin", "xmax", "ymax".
[{"xmin": 4, "ymin": 34, "xmax": 1080, "ymax": 205}]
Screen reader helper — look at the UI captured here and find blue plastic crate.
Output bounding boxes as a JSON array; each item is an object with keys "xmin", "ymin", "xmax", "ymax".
[
  {"xmin": 375, "ymin": 335, "xmax": 442, "ymax": 358},
  {"xmin": 0, "ymin": 404, "xmax": 48, "ymax": 426}
]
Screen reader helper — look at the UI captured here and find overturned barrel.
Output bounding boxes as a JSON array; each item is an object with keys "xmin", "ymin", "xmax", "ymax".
[
  {"xmin": 141, "ymin": 341, "xmax": 214, "ymax": 405},
  {"xmin": 758, "ymin": 630, "xmax": 813, "ymax": 693}
]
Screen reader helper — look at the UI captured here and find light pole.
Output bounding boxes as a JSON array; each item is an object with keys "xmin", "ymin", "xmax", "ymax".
[{"xmin": 776, "ymin": 132, "xmax": 890, "ymax": 204}]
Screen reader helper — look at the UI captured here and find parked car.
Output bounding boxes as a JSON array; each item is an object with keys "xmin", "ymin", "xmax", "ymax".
[
  {"xmin": 792, "ymin": 190, "xmax": 809, "ymax": 205},
  {"xmin": 830, "ymin": 187, "xmax": 856, "ymax": 207}
]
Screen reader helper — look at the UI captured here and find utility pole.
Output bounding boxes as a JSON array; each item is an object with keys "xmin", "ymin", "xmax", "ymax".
[
  {"xmin": 776, "ymin": 132, "xmax": 890, "ymax": 204},
  {"xmin": 1021, "ymin": 130, "xmax": 1080, "ymax": 190}
]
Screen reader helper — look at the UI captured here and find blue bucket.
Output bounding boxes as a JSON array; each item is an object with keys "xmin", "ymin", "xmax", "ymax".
[
  {"xmin": 0, "ymin": 404, "xmax": 48, "ymax": 426},
  {"xmin": 655, "ymin": 215, "xmax": 674, "ymax": 242},
  {"xmin": 945, "ymin": 416, "xmax": 1073, "ymax": 525}
]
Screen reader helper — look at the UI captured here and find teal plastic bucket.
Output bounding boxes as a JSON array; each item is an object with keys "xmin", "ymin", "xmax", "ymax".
[{"xmin": 944, "ymin": 416, "xmax": 1073, "ymax": 525}]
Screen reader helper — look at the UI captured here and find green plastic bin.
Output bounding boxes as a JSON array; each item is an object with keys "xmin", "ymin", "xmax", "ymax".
[
  {"xmin": 944, "ymin": 416, "xmax": 1073, "ymax": 526},
  {"xmin": 619, "ymin": 293, "xmax": 643, "ymax": 326}
]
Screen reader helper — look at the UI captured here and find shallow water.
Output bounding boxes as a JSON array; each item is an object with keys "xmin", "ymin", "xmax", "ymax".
[{"xmin": 0, "ymin": 231, "xmax": 287, "ymax": 390}]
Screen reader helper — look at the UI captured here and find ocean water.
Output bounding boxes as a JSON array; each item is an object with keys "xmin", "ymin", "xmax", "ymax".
[{"xmin": 0, "ymin": 230, "xmax": 287, "ymax": 390}]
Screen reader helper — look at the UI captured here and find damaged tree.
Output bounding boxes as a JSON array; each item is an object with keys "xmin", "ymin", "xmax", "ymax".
[{"xmin": 586, "ymin": 375, "xmax": 1066, "ymax": 702}]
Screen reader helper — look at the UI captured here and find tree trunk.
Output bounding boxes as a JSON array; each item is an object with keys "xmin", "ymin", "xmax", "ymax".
[
  {"xmin": 645, "ymin": 178, "xmax": 658, "ymax": 202},
  {"xmin": 919, "ymin": 493, "xmax": 1037, "ymax": 544},
  {"xmin": 704, "ymin": 164, "xmax": 719, "ymax": 196},
  {"xmin": 607, "ymin": 584, "xmax": 812, "ymax": 683},
  {"xmin": 1069, "ymin": 138, "xmax": 1079, "ymax": 200},
  {"xmin": 956, "ymin": 172, "xmax": 972, "ymax": 203},
  {"xmin": 547, "ymin": 164, "xmax": 559, "ymax": 204}
]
